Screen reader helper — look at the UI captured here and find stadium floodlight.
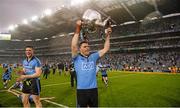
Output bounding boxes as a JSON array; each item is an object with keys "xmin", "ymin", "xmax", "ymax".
[
  {"xmin": 24, "ymin": 39, "xmax": 32, "ymax": 41},
  {"xmin": 68, "ymin": 32, "xmax": 74, "ymax": 35},
  {"xmin": 31, "ymin": 15, "xmax": 38, "ymax": 21},
  {"xmin": 14, "ymin": 24, "xmax": 18, "ymax": 28},
  {"xmin": 8, "ymin": 25, "xmax": 15, "ymax": 31},
  {"xmin": 111, "ymin": 24, "xmax": 117, "ymax": 27},
  {"xmin": 70, "ymin": 0, "xmax": 88, "ymax": 6},
  {"xmin": 22, "ymin": 19, "xmax": 28, "ymax": 24},
  {"xmin": 151, "ymin": 17, "xmax": 158, "ymax": 20},
  {"xmin": 52, "ymin": 36, "xmax": 56, "ymax": 38},
  {"xmin": 11, "ymin": 39, "xmax": 21, "ymax": 41},
  {"xmin": 120, "ymin": 21, "xmax": 135, "ymax": 26},
  {"xmin": 44, "ymin": 9, "xmax": 52, "ymax": 16},
  {"xmin": 139, "ymin": 20, "xmax": 143, "ymax": 22},
  {"xmin": 35, "ymin": 39, "xmax": 41, "ymax": 41},
  {"xmin": 59, "ymin": 34, "xmax": 65, "ymax": 37}
]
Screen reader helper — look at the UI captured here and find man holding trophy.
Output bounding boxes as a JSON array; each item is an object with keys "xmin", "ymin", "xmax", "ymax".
[{"xmin": 71, "ymin": 9, "xmax": 112, "ymax": 107}]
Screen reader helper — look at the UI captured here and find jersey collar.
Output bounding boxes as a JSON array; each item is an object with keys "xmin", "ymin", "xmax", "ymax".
[{"xmin": 26, "ymin": 56, "xmax": 35, "ymax": 62}]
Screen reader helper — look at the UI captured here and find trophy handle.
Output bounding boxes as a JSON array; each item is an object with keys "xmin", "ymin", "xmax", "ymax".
[
  {"xmin": 80, "ymin": 25, "xmax": 89, "ymax": 41},
  {"xmin": 104, "ymin": 17, "xmax": 112, "ymax": 28}
]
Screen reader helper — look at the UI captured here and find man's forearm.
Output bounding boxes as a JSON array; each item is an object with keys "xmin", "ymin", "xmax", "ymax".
[
  {"xmin": 72, "ymin": 23, "xmax": 81, "ymax": 46},
  {"xmin": 71, "ymin": 33, "xmax": 79, "ymax": 49},
  {"xmin": 24, "ymin": 72, "xmax": 41, "ymax": 79},
  {"xmin": 103, "ymin": 34, "xmax": 110, "ymax": 52},
  {"xmin": 98, "ymin": 27, "xmax": 112, "ymax": 57},
  {"xmin": 71, "ymin": 20, "xmax": 82, "ymax": 56},
  {"xmin": 16, "ymin": 72, "xmax": 41, "ymax": 82}
]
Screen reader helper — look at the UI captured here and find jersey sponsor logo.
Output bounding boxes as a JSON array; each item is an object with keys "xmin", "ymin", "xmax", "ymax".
[{"xmin": 81, "ymin": 61, "xmax": 94, "ymax": 71}]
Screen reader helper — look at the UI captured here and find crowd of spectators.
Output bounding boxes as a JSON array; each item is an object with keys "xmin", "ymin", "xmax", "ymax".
[
  {"xmin": 111, "ymin": 15, "xmax": 180, "ymax": 38},
  {"xmin": 0, "ymin": 15, "xmax": 179, "ymax": 73},
  {"xmin": 100, "ymin": 51, "xmax": 179, "ymax": 72}
]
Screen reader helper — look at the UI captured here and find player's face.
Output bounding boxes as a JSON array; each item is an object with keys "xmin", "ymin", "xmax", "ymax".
[
  {"xmin": 25, "ymin": 48, "xmax": 34, "ymax": 58},
  {"xmin": 80, "ymin": 43, "xmax": 90, "ymax": 56}
]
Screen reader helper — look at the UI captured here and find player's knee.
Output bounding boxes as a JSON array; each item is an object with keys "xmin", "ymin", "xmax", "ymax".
[
  {"xmin": 33, "ymin": 97, "xmax": 41, "ymax": 105},
  {"xmin": 34, "ymin": 100, "xmax": 42, "ymax": 107},
  {"xmin": 22, "ymin": 99, "xmax": 29, "ymax": 105}
]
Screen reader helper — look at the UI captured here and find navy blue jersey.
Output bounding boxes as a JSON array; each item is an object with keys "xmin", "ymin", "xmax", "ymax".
[{"xmin": 101, "ymin": 70, "xmax": 107, "ymax": 76}]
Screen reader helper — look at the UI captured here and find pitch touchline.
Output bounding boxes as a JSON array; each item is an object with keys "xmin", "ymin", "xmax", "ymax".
[
  {"xmin": 6, "ymin": 88, "xmax": 69, "ymax": 107},
  {"xmin": 42, "ymin": 82, "xmax": 70, "ymax": 87},
  {"xmin": 109, "ymin": 74, "xmax": 134, "ymax": 79},
  {"xmin": 43, "ymin": 100, "xmax": 69, "ymax": 108},
  {"xmin": 0, "ymin": 90, "xmax": 7, "ymax": 92}
]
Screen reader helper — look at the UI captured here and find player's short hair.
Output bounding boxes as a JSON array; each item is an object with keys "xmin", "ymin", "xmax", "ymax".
[
  {"xmin": 25, "ymin": 46, "xmax": 34, "ymax": 50},
  {"xmin": 79, "ymin": 41, "xmax": 89, "ymax": 47}
]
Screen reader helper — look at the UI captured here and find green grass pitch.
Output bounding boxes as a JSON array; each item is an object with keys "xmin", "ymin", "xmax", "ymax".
[{"xmin": 0, "ymin": 68, "xmax": 180, "ymax": 107}]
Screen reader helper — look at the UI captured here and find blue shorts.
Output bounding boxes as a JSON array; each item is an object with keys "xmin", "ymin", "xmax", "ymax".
[{"xmin": 102, "ymin": 74, "xmax": 108, "ymax": 77}]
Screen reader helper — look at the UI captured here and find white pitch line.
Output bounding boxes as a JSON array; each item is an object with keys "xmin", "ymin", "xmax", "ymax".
[
  {"xmin": 6, "ymin": 88, "xmax": 68, "ymax": 107},
  {"xmin": 108, "ymin": 74, "xmax": 134, "ymax": 79},
  {"xmin": 0, "ymin": 73, "xmax": 131, "ymax": 107},
  {"xmin": 42, "ymin": 82, "xmax": 70, "ymax": 87},
  {"xmin": 0, "ymin": 90, "xmax": 7, "ymax": 92},
  {"xmin": 43, "ymin": 99, "xmax": 68, "ymax": 108},
  {"xmin": 0, "ymin": 81, "xmax": 68, "ymax": 107},
  {"xmin": 11, "ymin": 89, "xmax": 21, "ymax": 94},
  {"xmin": 40, "ymin": 97, "xmax": 55, "ymax": 100},
  {"xmin": 42, "ymin": 74, "xmax": 132, "ymax": 87}
]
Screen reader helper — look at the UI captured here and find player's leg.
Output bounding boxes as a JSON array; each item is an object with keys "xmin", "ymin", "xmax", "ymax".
[
  {"xmin": 105, "ymin": 76, "xmax": 108, "ymax": 86},
  {"xmin": 59, "ymin": 69, "xmax": 61, "ymax": 75},
  {"xmin": 31, "ymin": 78, "xmax": 42, "ymax": 107},
  {"xmin": 77, "ymin": 90, "xmax": 88, "ymax": 107},
  {"xmin": 70, "ymin": 73, "xmax": 74, "ymax": 87},
  {"xmin": 3, "ymin": 79, "xmax": 6, "ymax": 88},
  {"xmin": 105, "ymin": 76, "xmax": 108, "ymax": 83},
  {"xmin": 102, "ymin": 76, "xmax": 107, "ymax": 84},
  {"xmin": 32, "ymin": 95, "xmax": 42, "ymax": 108},
  {"xmin": 45, "ymin": 72, "xmax": 48, "ymax": 79},
  {"xmin": 4, "ymin": 79, "xmax": 8, "ymax": 88},
  {"xmin": 88, "ymin": 88, "xmax": 98, "ymax": 107},
  {"xmin": 53, "ymin": 69, "xmax": 55, "ymax": 74},
  {"xmin": 21, "ymin": 93, "xmax": 30, "ymax": 107},
  {"xmin": 43, "ymin": 72, "xmax": 46, "ymax": 78}
]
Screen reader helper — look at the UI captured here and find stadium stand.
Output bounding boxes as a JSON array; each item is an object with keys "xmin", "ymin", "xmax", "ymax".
[{"xmin": 0, "ymin": 0, "xmax": 179, "ymax": 73}]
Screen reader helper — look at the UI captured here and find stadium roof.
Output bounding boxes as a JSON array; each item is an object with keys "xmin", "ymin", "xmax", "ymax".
[{"xmin": 1, "ymin": 0, "xmax": 180, "ymax": 40}]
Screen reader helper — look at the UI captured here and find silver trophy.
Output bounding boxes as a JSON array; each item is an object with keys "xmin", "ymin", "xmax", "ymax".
[{"xmin": 81, "ymin": 9, "xmax": 111, "ymax": 41}]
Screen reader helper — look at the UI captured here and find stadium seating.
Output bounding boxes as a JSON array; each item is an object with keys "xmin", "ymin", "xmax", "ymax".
[{"xmin": 0, "ymin": 11, "xmax": 179, "ymax": 73}]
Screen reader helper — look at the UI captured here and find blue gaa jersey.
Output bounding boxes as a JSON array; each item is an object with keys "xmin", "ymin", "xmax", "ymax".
[
  {"xmin": 73, "ymin": 52, "xmax": 100, "ymax": 89},
  {"xmin": 8, "ymin": 67, "xmax": 13, "ymax": 74},
  {"xmin": 2, "ymin": 68, "xmax": 10, "ymax": 80},
  {"xmin": 23, "ymin": 56, "xmax": 41, "ymax": 75},
  {"xmin": 101, "ymin": 70, "xmax": 107, "ymax": 76}
]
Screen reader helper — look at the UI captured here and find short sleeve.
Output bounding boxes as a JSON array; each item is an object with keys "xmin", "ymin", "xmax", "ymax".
[
  {"xmin": 35, "ymin": 58, "xmax": 41, "ymax": 67},
  {"xmin": 91, "ymin": 52, "xmax": 100, "ymax": 61}
]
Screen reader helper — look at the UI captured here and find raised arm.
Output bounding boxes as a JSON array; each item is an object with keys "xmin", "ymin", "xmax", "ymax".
[
  {"xmin": 71, "ymin": 20, "xmax": 82, "ymax": 57},
  {"xmin": 98, "ymin": 27, "xmax": 112, "ymax": 57}
]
